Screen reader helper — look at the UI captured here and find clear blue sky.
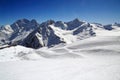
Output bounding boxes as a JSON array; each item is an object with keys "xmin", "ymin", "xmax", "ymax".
[{"xmin": 0, "ymin": 0, "xmax": 120, "ymax": 25}]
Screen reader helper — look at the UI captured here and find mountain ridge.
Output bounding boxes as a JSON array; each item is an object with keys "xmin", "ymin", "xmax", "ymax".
[{"xmin": 0, "ymin": 18, "xmax": 120, "ymax": 49}]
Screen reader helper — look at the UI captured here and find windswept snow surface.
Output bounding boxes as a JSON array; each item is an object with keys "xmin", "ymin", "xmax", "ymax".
[
  {"xmin": 0, "ymin": 57, "xmax": 120, "ymax": 80},
  {"xmin": 0, "ymin": 28, "xmax": 120, "ymax": 80}
]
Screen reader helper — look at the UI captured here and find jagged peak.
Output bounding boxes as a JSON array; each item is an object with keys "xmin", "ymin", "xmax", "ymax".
[
  {"xmin": 73, "ymin": 18, "xmax": 80, "ymax": 22},
  {"xmin": 31, "ymin": 19, "xmax": 37, "ymax": 23},
  {"xmin": 55, "ymin": 21, "xmax": 66, "ymax": 26},
  {"xmin": 72, "ymin": 18, "xmax": 85, "ymax": 23},
  {"xmin": 46, "ymin": 19, "xmax": 55, "ymax": 24},
  {"xmin": 66, "ymin": 18, "xmax": 85, "ymax": 30},
  {"xmin": 40, "ymin": 20, "xmax": 55, "ymax": 27},
  {"xmin": 15, "ymin": 18, "xmax": 30, "ymax": 24},
  {"xmin": 55, "ymin": 21, "xmax": 64, "ymax": 24}
]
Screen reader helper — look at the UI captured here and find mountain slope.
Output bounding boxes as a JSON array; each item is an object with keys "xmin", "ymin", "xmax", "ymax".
[
  {"xmin": 0, "ymin": 25, "xmax": 13, "ymax": 45},
  {"xmin": 0, "ymin": 26, "xmax": 120, "ymax": 80},
  {"xmin": 10, "ymin": 19, "xmax": 39, "ymax": 43},
  {"xmin": 0, "ymin": 26, "xmax": 120, "ymax": 60},
  {"xmin": 0, "ymin": 18, "xmax": 120, "ymax": 80},
  {"xmin": 21, "ymin": 20, "xmax": 65, "ymax": 49},
  {"xmin": 20, "ymin": 19, "xmax": 98, "ymax": 49},
  {"xmin": 0, "ymin": 18, "xmax": 120, "ymax": 49}
]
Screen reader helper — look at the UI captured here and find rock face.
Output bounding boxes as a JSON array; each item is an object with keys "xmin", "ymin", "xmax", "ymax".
[
  {"xmin": 21, "ymin": 20, "xmax": 65, "ymax": 49},
  {"xmin": 10, "ymin": 19, "xmax": 39, "ymax": 41},
  {"xmin": 54, "ymin": 21, "xmax": 67, "ymax": 30},
  {"xmin": 0, "ymin": 19, "xmax": 39, "ymax": 46},
  {"xmin": 73, "ymin": 23, "xmax": 95, "ymax": 35},
  {"xmin": 21, "ymin": 30, "xmax": 44, "ymax": 49},
  {"xmin": 0, "ymin": 18, "xmax": 120, "ymax": 49},
  {"xmin": 21, "ymin": 19, "xmax": 96, "ymax": 49},
  {"xmin": 102, "ymin": 22, "xmax": 120, "ymax": 30},
  {"xmin": 103, "ymin": 24, "xmax": 113, "ymax": 30},
  {"xmin": 11, "ymin": 19, "xmax": 38, "ymax": 31},
  {"xmin": 67, "ymin": 18, "xmax": 85, "ymax": 30}
]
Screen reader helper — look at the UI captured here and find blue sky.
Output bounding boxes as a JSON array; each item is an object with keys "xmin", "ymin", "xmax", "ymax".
[{"xmin": 0, "ymin": 0, "xmax": 120, "ymax": 25}]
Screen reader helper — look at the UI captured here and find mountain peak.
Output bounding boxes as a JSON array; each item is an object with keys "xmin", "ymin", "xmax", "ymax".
[
  {"xmin": 55, "ymin": 21, "xmax": 67, "ymax": 30},
  {"xmin": 46, "ymin": 20, "xmax": 55, "ymax": 25},
  {"xmin": 73, "ymin": 18, "xmax": 80, "ymax": 22},
  {"xmin": 67, "ymin": 18, "xmax": 85, "ymax": 30},
  {"xmin": 11, "ymin": 19, "xmax": 39, "ymax": 30},
  {"xmin": 0, "ymin": 18, "xmax": 120, "ymax": 49},
  {"xmin": 16, "ymin": 19, "xmax": 30, "ymax": 24},
  {"xmin": 31, "ymin": 19, "xmax": 37, "ymax": 23},
  {"xmin": 40, "ymin": 20, "xmax": 55, "ymax": 27}
]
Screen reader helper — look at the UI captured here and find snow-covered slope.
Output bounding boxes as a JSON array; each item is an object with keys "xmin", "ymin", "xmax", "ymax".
[
  {"xmin": 10, "ymin": 19, "xmax": 39, "ymax": 43},
  {"xmin": 21, "ymin": 19, "xmax": 96, "ymax": 49},
  {"xmin": 0, "ymin": 19, "xmax": 39, "ymax": 48},
  {"xmin": 0, "ymin": 18, "xmax": 120, "ymax": 49},
  {"xmin": 0, "ymin": 25, "xmax": 120, "ymax": 80},
  {"xmin": 21, "ymin": 20, "xmax": 65, "ymax": 48},
  {"xmin": 0, "ymin": 56, "xmax": 120, "ymax": 80},
  {"xmin": 0, "ymin": 26, "xmax": 120, "ymax": 60},
  {"xmin": 0, "ymin": 25, "xmax": 13, "ymax": 45},
  {"xmin": 0, "ymin": 18, "xmax": 120, "ymax": 80}
]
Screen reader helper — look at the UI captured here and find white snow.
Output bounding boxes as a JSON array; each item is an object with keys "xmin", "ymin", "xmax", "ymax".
[
  {"xmin": 35, "ymin": 32, "xmax": 44, "ymax": 46},
  {"xmin": 0, "ymin": 26, "xmax": 120, "ymax": 80},
  {"xmin": 0, "ymin": 56, "xmax": 120, "ymax": 80},
  {"xmin": 1, "ymin": 25, "xmax": 14, "ymax": 34},
  {"xmin": 49, "ymin": 25, "xmax": 77, "ymax": 44}
]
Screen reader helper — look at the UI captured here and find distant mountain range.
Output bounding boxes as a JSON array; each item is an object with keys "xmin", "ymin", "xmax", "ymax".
[{"xmin": 0, "ymin": 18, "xmax": 120, "ymax": 49}]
